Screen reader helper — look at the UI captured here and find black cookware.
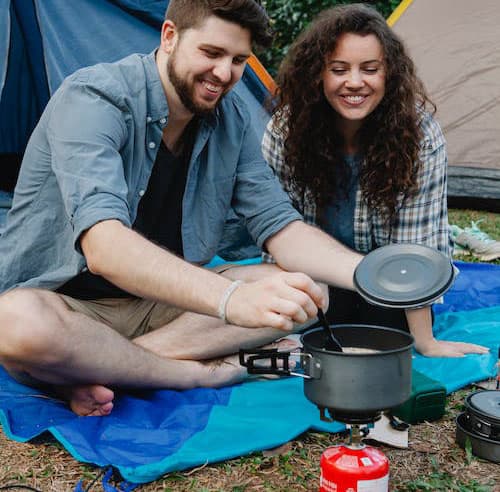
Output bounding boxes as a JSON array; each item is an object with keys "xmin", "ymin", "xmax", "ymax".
[
  {"xmin": 240, "ymin": 324, "xmax": 413, "ymax": 423},
  {"xmin": 456, "ymin": 390, "xmax": 500, "ymax": 463}
]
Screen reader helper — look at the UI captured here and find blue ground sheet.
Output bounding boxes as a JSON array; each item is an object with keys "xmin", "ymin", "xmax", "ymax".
[{"xmin": 0, "ymin": 261, "xmax": 498, "ymax": 484}]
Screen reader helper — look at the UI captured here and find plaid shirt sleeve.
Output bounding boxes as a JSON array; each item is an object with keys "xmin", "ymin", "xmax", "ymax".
[
  {"xmin": 262, "ymin": 116, "xmax": 303, "ymax": 213},
  {"xmin": 261, "ymin": 115, "xmax": 317, "ymax": 223},
  {"xmin": 378, "ymin": 111, "xmax": 452, "ymax": 257},
  {"xmin": 261, "ymin": 115, "xmax": 314, "ymax": 263}
]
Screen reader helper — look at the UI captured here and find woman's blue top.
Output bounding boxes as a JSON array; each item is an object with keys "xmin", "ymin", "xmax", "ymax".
[{"xmin": 322, "ymin": 154, "xmax": 361, "ymax": 250}]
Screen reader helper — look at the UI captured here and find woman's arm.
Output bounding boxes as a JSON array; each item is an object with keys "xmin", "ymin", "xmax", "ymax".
[{"xmin": 394, "ymin": 114, "xmax": 488, "ymax": 356}]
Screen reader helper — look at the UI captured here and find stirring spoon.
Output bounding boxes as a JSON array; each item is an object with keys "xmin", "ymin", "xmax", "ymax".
[{"xmin": 317, "ymin": 308, "xmax": 343, "ymax": 352}]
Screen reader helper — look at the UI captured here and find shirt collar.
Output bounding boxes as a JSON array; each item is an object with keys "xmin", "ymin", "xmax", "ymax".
[{"xmin": 143, "ymin": 50, "xmax": 169, "ymax": 123}]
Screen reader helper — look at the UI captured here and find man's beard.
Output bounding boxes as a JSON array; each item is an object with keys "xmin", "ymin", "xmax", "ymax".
[{"xmin": 167, "ymin": 50, "xmax": 225, "ymax": 117}]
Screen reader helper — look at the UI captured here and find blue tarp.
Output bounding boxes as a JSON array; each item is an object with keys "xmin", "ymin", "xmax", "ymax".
[
  {"xmin": 0, "ymin": 0, "xmax": 270, "ymax": 158},
  {"xmin": 0, "ymin": 261, "xmax": 498, "ymax": 484},
  {"xmin": 434, "ymin": 260, "xmax": 500, "ymax": 314}
]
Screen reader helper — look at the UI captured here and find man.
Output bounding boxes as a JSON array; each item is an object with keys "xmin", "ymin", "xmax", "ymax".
[{"xmin": 0, "ymin": 0, "xmax": 361, "ymax": 417}]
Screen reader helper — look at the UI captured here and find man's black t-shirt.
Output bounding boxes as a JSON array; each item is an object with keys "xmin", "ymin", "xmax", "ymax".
[
  {"xmin": 133, "ymin": 141, "xmax": 188, "ymax": 257},
  {"xmin": 58, "ymin": 136, "xmax": 192, "ymax": 300}
]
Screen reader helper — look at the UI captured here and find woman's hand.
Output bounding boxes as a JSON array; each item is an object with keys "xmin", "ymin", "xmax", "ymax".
[
  {"xmin": 414, "ymin": 338, "xmax": 490, "ymax": 358},
  {"xmin": 406, "ymin": 306, "xmax": 490, "ymax": 357}
]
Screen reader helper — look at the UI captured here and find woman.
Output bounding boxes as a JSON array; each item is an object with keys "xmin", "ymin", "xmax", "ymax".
[{"xmin": 262, "ymin": 3, "xmax": 488, "ymax": 357}]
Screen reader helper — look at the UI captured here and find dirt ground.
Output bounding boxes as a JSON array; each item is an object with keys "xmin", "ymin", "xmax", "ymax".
[{"xmin": 0, "ymin": 384, "xmax": 498, "ymax": 491}]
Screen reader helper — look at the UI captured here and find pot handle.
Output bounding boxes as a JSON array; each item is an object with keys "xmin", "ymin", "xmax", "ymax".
[{"xmin": 239, "ymin": 348, "xmax": 316, "ymax": 379}]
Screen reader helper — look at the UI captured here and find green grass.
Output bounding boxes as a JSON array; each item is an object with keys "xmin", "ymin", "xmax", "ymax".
[
  {"xmin": 401, "ymin": 472, "xmax": 494, "ymax": 491},
  {"xmin": 449, "ymin": 209, "xmax": 500, "ymax": 238},
  {"xmin": 400, "ymin": 459, "xmax": 495, "ymax": 491},
  {"xmin": 448, "ymin": 209, "xmax": 499, "ymax": 264}
]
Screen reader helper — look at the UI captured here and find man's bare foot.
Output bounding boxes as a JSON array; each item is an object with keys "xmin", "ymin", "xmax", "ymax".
[{"xmin": 61, "ymin": 384, "xmax": 115, "ymax": 416}]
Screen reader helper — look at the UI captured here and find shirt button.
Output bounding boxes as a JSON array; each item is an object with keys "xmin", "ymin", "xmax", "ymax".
[
  {"xmin": 148, "ymin": 142, "xmax": 156, "ymax": 149},
  {"xmin": 146, "ymin": 116, "xmax": 152, "ymax": 123},
  {"xmin": 160, "ymin": 117, "xmax": 166, "ymax": 124},
  {"xmin": 139, "ymin": 190, "xmax": 145, "ymax": 197}
]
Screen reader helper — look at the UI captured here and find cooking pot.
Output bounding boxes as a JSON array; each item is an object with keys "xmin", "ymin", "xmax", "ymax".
[
  {"xmin": 456, "ymin": 390, "xmax": 500, "ymax": 463},
  {"xmin": 240, "ymin": 324, "xmax": 413, "ymax": 423},
  {"xmin": 464, "ymin": 390, "xmax": 500, "ymax": 440}
]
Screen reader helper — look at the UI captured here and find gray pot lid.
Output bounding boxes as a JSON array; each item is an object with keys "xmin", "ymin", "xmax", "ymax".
[
  {"xmin": 354, "ymin": 244, "xmax": 454, "ymax": 308},
  {"xmin": 468, "ymin": 390, "xmax": 500, "ymax": 421}
]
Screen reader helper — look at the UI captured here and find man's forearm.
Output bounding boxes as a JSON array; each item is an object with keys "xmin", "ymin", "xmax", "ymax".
[
  {"xmin": 81, "ymin": 220, "xmax": 232, "ymax": 317},
  {"xmin": 266, "ymin": 221, "xmax": 363, "ymax": 290}
]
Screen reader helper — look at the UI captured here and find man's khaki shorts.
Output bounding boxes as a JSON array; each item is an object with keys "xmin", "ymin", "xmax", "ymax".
[
  {"xmin": 59, "ymin": 295, "xmax": 185, "ymax": 339},
  {"xmin": 58, "ymin": 263, "xmax": 239, "ymax": 339}
]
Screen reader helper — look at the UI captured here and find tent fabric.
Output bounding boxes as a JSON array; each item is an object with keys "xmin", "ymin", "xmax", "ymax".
[
  {"xmin": 0, "ymin": 0, "xmax": 270, "ymax": 189},
  {"xmin": 391, "ymin": 0, "xmax": 500, "ymax": 200},
  {"xmin": 0, "ymin": 261, "xmax": 498, "ymax": 484},
  {"xmin": 0, "ymin": 0, "xmax": 49, "ymax": 157}
]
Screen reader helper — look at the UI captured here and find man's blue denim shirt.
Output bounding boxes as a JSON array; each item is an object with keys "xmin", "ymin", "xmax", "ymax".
[{"xmin": 0, "ymin": 51, "xmax": 301, "ymax": 292}]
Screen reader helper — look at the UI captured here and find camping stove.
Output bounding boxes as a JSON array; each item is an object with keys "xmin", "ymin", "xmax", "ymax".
[
  {"xmin": 319, "ymin": 406, "xmax": 383, "ymax": 425},
  {"xmin": 319, "ymin": 409, "xmax": 390, "ymax": 492}
]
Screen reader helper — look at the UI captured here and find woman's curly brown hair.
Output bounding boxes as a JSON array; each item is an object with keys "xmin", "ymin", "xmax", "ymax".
[{"xmin": 273, "ymin": 3, "xmax": 435, "ymax": 222}]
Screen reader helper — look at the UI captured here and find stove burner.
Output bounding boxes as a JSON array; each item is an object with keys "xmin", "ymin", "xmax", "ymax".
[{"xmin": 319, "ymin": 406, "xmax": 382, "ymax": 424}]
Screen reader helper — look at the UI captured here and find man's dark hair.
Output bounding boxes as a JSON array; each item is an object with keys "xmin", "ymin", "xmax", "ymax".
[{"xmin": 165, "ymin": 0, "xmax": 273, "ymax": 48}]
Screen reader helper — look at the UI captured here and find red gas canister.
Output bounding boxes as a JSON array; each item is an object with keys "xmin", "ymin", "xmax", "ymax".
[{"xmin": 320, "ymin": 444, "xmax": 389, "ymax": 492}]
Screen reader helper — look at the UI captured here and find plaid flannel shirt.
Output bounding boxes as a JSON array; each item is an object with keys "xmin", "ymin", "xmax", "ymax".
[{"xmin": 261, "ymin": 110, "xmax": 452, "ymax": 260}]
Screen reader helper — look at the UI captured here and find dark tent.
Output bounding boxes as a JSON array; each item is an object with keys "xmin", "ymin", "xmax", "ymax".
[{"xmin": 0, "ymin": 0, "xmax": 272, "ymax": 194}]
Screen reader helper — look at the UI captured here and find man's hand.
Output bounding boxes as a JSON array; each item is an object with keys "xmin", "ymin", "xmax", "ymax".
[
  {"xmin": 224, "ymin": 272, "xmax": 325, "ymax": 331},
  {"xmin": 415, "ymin": 338, "xmax": 490, "ymax": 358}
]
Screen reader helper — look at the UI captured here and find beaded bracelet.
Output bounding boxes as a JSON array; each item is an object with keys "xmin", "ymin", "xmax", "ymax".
[{"xmin": 218, "ymin": 280, "xmax": 243, "ymax": 323}]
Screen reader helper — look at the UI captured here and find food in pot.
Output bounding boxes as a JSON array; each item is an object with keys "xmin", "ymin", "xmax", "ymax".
[{"xmin": 341, "ymin": 347, "xmax": 381, "ymax": 354}]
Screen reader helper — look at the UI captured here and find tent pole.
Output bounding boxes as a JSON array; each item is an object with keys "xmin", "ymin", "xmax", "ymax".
[{"xmin": 387, "ymin": 0, "xmax": 414, "ymax": 26}]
